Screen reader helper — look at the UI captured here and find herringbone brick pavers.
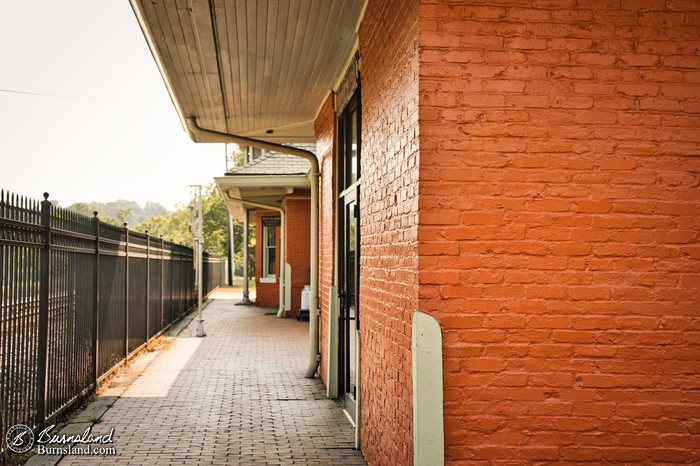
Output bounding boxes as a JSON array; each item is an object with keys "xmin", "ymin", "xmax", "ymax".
[{"xmin": 57, "ymin": 287, "xmax": 367, "ymax": 465}]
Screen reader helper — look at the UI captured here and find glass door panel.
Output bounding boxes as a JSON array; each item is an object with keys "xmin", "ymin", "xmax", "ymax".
[
  {"xmin": 344, "ymin": 201, "xmax": 358, "ymax": 407},
  {"xmin": 338, "ymin": 89, "xmax": 360, "ymax": 424}
]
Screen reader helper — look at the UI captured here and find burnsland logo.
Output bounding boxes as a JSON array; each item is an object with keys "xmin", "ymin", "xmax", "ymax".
[
  {"xmin": 36, "ymin": 424, "xmax": 115, "ymax": 445},
  {"xmin": 5, "ymin": 424, "xmax": 115, "ymax": 455},
  {"xmin": 6, "ymin": 424, "xmax": 34, "ymax": 454}
]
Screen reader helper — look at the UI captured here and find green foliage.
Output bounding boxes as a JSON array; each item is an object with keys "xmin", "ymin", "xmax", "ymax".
[
  {"xmin": 202, "ymin": 184, "xmax": 228, "ymax": 255},
  {"xmin": 226, "ymin": 143, "xmax": 247, "ymax": 170},
  {"xmin": 134, "ymin": 184, "xmax": 249, "ymax": 271},
  {"xmin": 65, "ymin": 183, "xmax": 253, "ymax": 275},
  {"xmin": 137, "ymin": 207, "xmax": 193, "ymax": 247},
  {"xmin": 198, "ymin": 183, "xmax": 254, "ymax": 276},
  {"xmin": 66, "ymin": 199, "xmax": 167, "ymax": 226}
]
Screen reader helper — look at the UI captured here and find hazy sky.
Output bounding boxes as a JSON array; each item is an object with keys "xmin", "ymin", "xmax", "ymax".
[{"xmin": 0, "ymin": 0, "xmax": 226, "ymax": 210}]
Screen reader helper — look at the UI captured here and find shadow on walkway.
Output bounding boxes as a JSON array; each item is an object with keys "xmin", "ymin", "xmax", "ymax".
[{"xmin": 31, "ymin": 286, "xmax": 366, "ymax": 465}]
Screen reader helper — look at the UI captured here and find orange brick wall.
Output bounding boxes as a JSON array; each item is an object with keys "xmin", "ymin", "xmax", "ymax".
[
  {"xmin": 283, "ymin": 193, "xmax": 311, "ymax": 317},
  {"xmin": 316, "ymin": 94, "xmax": 336, "ymax": 385},
  {"xmin": 418, "ymin": 1, "xmax": 700, "ymax": 463},
  {"xmin": 254, "ymin": 211, "xmax": 280, "ymax": 308},
  {"xmin": 358, "ymin": 0, "xmax": 420, "ymax": 464}
]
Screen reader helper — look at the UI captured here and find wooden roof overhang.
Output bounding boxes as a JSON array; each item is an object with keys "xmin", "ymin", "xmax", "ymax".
[{"xmin": 130, "ymin": 0, "xmax": 367, "ymax": 144}]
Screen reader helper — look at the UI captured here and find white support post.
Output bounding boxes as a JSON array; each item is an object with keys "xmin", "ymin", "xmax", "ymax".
[
  {"xmin": 191, "ymin": 185, "xmax": 205, "ymax": 338},
  {"xmin": 238, "ymin": 208, "xmax": 253, "ymax": 305},
  {"xmin": 228, "ymin": 212, "xmax": 235, "ymax": 286}
]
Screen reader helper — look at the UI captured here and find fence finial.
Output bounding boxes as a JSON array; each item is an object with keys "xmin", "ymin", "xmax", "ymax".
[
  {"xmin": 93, "ymin": 211, "xmax": 99, "ymax": 218},
  {"xmin": 43, "ymin": 192, "xmax": 49, "ymax": 201}
]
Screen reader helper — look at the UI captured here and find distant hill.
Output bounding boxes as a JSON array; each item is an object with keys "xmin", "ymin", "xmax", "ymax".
[{"xmin": 66, "ymin": 200, "xmax": 168, "ymax": 227}]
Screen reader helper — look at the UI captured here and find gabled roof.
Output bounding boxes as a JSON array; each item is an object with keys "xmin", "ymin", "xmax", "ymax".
[
  {"xmin": 227, "ymin": 152, "xmax": 311, "ymax": 176},
  {"xmin": 215, "ymin": 151, "xmax": 312, "ymax": 219}
]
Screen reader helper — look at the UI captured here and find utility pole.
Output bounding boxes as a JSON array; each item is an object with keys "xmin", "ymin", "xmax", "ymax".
[
  {"xmin": 190, "ymin": 185, "xmax": 205, "ymax": 337},
  {"xmin": 238, "ymin": 208, "xmax": 253, "ymax": 305},
  {"xmin": 228, "ymin": 212, "xmax": 235, "ymax": 286}
]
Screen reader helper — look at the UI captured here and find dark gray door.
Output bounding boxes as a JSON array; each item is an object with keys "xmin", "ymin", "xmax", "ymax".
[{"xmin": 338, "ymin": 90, "xmax": 360, "ymax": 422}]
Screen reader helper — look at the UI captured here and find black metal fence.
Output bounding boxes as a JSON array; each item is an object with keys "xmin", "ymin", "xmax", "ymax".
[{"xmin": 0, "ymin": 190, "xmax": 224, "ymax": 450}]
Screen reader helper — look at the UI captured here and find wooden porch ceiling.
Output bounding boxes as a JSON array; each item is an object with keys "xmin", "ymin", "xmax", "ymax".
[{"xmin": 131, "ymin": 0, "xmax": 366, "ymax": 143}]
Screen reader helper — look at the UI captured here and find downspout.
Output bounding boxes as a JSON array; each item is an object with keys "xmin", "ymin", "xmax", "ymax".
[
  {"xmin": 241, "ymin": 209, "xmax": 252, "ymax": 304},
  {"xmin": 226, "ymin": 197, "xmax": 286, "ymax": 318},
  {"xmin": 187, "ymin": 117, "xmax": 321, "ymax": 378}
]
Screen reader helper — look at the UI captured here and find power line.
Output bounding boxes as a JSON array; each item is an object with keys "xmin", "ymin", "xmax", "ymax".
[{"xmin": 0, "ymin": 87, "xmax": 116, "ymax": 101}]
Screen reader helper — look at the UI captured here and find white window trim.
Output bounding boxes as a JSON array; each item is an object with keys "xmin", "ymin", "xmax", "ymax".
[{"xmin": 262, "ymin": 224, "xmax": 277, "ymax": 282}]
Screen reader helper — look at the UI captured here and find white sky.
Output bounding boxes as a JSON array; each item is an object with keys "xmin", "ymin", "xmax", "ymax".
[{"xmin": 0, "ymin": 0, "xmax": 226, "ymax": 211}]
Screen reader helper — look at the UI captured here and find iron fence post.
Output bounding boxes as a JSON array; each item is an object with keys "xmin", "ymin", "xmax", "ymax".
[
  {"xmin": 190, "ymin": 248, "xmax": 194, "ymax": 307},
  {"xmin": 183, "ymin": 245, "xmax": 187, "ymax": 311},
  {"xmin": 36, "ymin": 193, "xmax": 51, "ymax": 428},
  {"xmin": 92, "ymin": 212, "xmax": 100, "ymax": 387},
  {"xmin": 124, "ymin": 224, "xmax": 129, "ymax": 360},
  {"xmin": 160, "ymin": 236, "xmax": 164, "ymax": 331},
  {"xmin": 183, "ymin": 243, "xmax": 187, "ymax": 316},
  {"xmin": 146, "ymin": 232, "xmax": 150, "ymax": 341},
  {"xmin": 177, "ymin": 243, "xmax": 181, "ymax": 314},
  {"xmin": 170, "ymin": 240, "xmax": 174, "ymax": 325}
]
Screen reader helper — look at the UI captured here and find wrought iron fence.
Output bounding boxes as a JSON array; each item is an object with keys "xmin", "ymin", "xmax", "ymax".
[{"xmin": 0, "ymin": 190, "xmax": 224, "ymax": 452}]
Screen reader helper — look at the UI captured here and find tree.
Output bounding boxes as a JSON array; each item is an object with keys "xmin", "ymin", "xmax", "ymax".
[
  {"xmin": 134, "ymin": 183, "xmax": 249, "ymax": 267},
  {"xmin": 225, "ymin": 143, "xmax": 247, "ymax": 170},
  {"xmin": 202, "ymin": 184, "xmax": 228, "ymax": 255},
  {"xmin": 137, "ymin": 207, "xmax": 192, "ymax": 247},
  {"xmin": 143, "ymin": 201, "xmax": 168, "ymax": 218},
  {"xmin": 117, "ymin": 208, "xmax": 132, "ymax": 226},
  {"xmin": 66, "ymin": 199, "xmax": 169, "ymax": 227},
  {"xmin": 64, "ymin": 184, "xmax": 251, "ymax": 271}
]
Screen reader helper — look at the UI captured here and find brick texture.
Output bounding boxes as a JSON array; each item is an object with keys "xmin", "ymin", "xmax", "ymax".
[
  {"xmin": 316, "ymin": 94, "xmax": 336, "ymax": 386},
  {"xmin": 358, "ymin": 0, "xmax": 420, "ymax": 464},
  {"xmin": 254, "ymin": 211, "xmax": 280, "ymax": 308},
  {"xmin": 418, "ymin": 0, "xmax": 700, "ymax": 463},
  {"xmin": 253, "ymin": 197, "xmax": 311, "ymax": 315},
  {"xmin": 283, "ymin": 192, "xmax": 311, "ymax": 317}
]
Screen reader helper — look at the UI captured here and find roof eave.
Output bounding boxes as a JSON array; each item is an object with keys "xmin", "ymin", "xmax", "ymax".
[
  {"xmin": 215, "ymin": 174, "xmax": 310, "ymax": 220},
  {"xmin": 215, "ymin": 175, "xmax": 310, "ymax": 188},
  {"xmin": 129, "ymin": 0, "xmax": 189, "ymax": 136},
  {"xmin": 130, "ymin": 0, "xmax": 367, "ymax": 145}
]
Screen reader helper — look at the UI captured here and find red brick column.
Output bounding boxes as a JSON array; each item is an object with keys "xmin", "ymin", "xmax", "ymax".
[
  {"xmin": 358, "ymin": 0, "xmax": 421, "ymax": 464},
  {"xmin": 315, "ymin": 94, "xmax": 336, "ymax": 385},
  {"xmin": 254, "ymin": 211, "xmax": 281, "ymax": 308},
  {"xmin": 283, "ymin": 193, "xmax": 311, "ymax": 317}
]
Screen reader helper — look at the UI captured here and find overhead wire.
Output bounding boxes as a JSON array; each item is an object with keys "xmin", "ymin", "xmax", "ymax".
[{"xmin": 0, "ymin": 88, "xmax": 116, "ymax": 101}]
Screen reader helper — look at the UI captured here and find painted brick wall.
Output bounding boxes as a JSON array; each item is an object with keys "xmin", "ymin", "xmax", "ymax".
[
  {"xmin": 254, "ymin": 211, "xmax": 280, "ymax": 308},
  {"xmin": 417, "ymin": 0, "xmax": 700, "ymax": 463},
  {"xmin": 358, "ymin": 0, "xmax": 420, "ymax": 464},
  {"xmin": 315, "ymin": 94, "xmax": 336, "ymax": 386},
  {"xmin": 283, "ymin": 192, "xmax": 311, "ymax": 317}
]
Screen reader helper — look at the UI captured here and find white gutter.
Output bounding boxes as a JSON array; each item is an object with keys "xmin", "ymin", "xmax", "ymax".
[
  {"xmin": 224, "ymin": 196, "xmax": 287, "ymax": 318},
  {"xmin": 188, "ymin": 118, "xmax": 321, "ymax": 378}
]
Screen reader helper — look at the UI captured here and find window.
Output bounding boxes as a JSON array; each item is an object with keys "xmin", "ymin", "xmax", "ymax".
[{"xmin": 262, "ymin": 224, "xmax": 276, "ymax": 281}]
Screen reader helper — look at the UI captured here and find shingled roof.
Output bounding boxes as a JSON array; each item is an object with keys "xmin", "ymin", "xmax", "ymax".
[{"xmin": 226, "ymin": 152, "xmax": 311, "ymax": 176}]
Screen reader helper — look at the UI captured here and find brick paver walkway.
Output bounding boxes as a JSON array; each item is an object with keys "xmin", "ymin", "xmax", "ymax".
[{"xmin": 57, "ymin": 287, "xmax": 367, "ymax": 465}]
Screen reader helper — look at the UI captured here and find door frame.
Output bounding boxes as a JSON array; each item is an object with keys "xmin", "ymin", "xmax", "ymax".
[{"xmin": 336, "ymin": 87, "xmax": 361, "ymax": 435}]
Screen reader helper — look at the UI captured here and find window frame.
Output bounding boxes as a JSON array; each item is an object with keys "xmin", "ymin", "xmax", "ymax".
[{"xmin": 261, "ymin": 223, "xmax": 277, "ymax": 283}]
